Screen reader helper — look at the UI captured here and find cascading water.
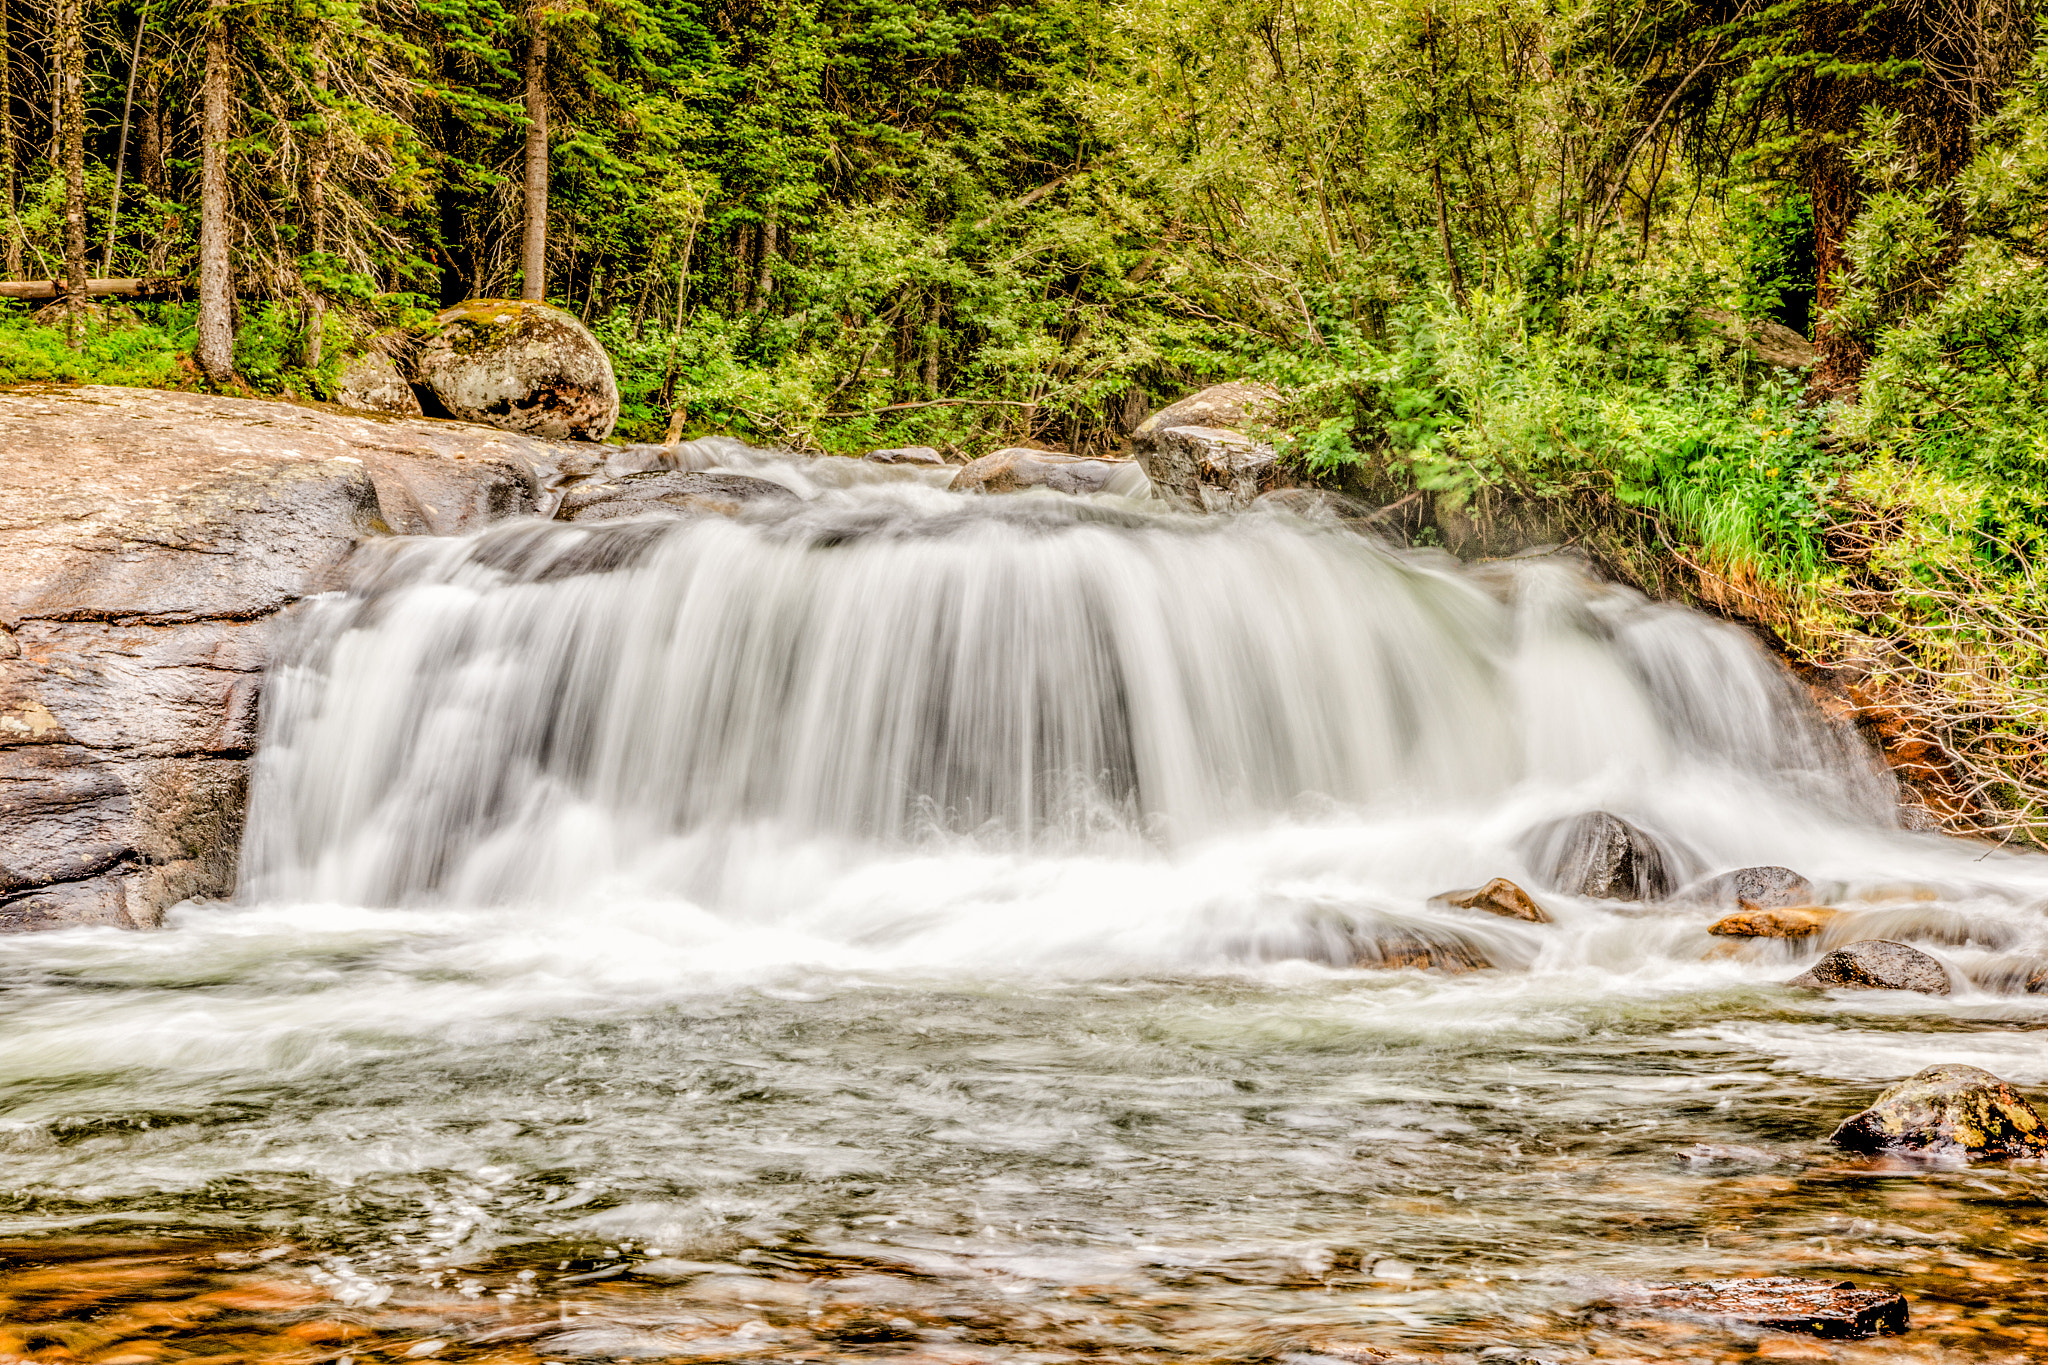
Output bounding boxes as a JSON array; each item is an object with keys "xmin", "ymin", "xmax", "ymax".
[{"xmin": 6, "ymin": 455, "xmax": 2048, "ymax": 1362}]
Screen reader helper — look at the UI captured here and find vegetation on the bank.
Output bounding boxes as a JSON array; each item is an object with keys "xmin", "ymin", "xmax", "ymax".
[{"xmin": 4, "ymin": 0, "xmax": 2048, "ymax": 836}]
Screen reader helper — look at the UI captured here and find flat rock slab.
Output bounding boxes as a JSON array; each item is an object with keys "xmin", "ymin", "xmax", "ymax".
[
  {"xmin": 0, "ymin": 384, "xmax": 568, "ymax": 930},
  {"xmin": 1632, "ymin": 1277, "xmax": 1907, "ymax": 1339}
]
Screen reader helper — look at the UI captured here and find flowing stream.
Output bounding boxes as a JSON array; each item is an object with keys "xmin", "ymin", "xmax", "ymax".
[{"xmin": 3, "ymin": 465, "xmax": 2048, "ymax": 1361}]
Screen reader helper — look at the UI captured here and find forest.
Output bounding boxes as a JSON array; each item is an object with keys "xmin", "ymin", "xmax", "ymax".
[{"xmin": 2, "ymin": 0, "xmax": 2046, "ymax": 839}]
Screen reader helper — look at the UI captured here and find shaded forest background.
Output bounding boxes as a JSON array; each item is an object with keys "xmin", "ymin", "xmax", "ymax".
[{"xmin": 5, "ymin": 0, "xmax": 2048, "ymax": 839}]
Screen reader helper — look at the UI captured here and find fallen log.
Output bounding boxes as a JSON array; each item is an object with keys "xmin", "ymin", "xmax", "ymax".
[{"xmin": 0, "ymin": 277, "xmax": 178, "ymax": 300}]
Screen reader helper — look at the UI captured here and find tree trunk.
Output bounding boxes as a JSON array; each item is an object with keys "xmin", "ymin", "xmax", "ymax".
[
  {"xmin": 195, "ymin": 0, "xmax": 235, "ymax": 384},
  {"xmin": 304, "ymin": 52, "xmax": 329, "ymax": 370},
  {"xmin": 58, "ymin": 0, "xmax": 87, "ymax": 338},
  {"xmin": 0, "ymin": 0, "xmax": 19, "ymax": 281},
  {"xmin": 102, "ymin": 17, "xmax": 147, "ymax": 277},
  {"xmin": 520, "ymin": 4, "xmax": 549, "ymax": 303},
  {"xmin": 734, "ymin": 222, "xmax": 756, "ymax": 311},
  {"xmin": 658, "ymin": 215, "xmax": 698, "ymax": 405},
  {"xmin": 751, "ymin": 210, "xmax": 777, "ymax": 313},
  {"xmin": 920, "ymin": 291, "xmax": 941, "ymax": 397},
  {"xmin": 139, "ymin": 69, "xmax": 164, "ymax": 196}
]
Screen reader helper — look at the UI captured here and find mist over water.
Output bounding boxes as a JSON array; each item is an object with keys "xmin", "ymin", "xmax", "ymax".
[{"xmin": 5, "ymin": 465, "xmax": 2048, "ymax": 1358}]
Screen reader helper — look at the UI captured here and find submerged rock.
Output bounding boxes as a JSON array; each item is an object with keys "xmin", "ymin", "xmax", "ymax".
[
  {"xmin": 864, "ymin": 446, "xmax": 946, "ymax": 466},
  {"xmin": 1709, "ymin": 904, "xmax": 1836, "ymax": 938},
  {"xmin": 1630, "ymin": 1277, "xmax": 1907, "ymax": 1339},
  {"xmin": 1520, "ymin": 811, "xmax": 1676, "ymax": 901},
  {"xmin": 950, "ymin": 448, "xmax": 1138, "ymax": 496},
  {"xmin": 1830, "ymin": 1063, "xmax": 2048, "ymax": 1158},
  {"xmin": 332, "ymin": 348, "xmax": 423, "ymax": 416},
  {"xmin": 1357, "ymin": 930, "xmax": 1491, "ymax": 973},
  {"xmin": 1786, "ymin": 939, "xmax": 1951, "ymax": 994},
  {"xmin": 1678, "ymin": 864, "xmax": 1814, "ymax": 909},
  {"xmin": 415, "ymin": 298, "xmax": 621, "ymax": 442},
  {"xmin": 1434, "ymin": 878, "xmax": 1551, "ymax": 924},
  {"xmin": 558, "ymin": 471, "xmax": 797, "ymax": 522}
]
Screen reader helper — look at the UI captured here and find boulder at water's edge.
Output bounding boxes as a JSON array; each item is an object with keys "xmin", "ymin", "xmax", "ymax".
[
  {"xmin": 1830, "ymin": 1063, "xmax": 2048, "ymax": 1157},
  {"xmin": 1786, "ymin": 939, "xmax": 1951, "ymax": 994},
  {"xmin": 951, "ymin": 448, "xmax": 1140, "ymax": 496},
  {"xmin": 415, "ymin": 299, "xmax": 621, "ymax": 442}
]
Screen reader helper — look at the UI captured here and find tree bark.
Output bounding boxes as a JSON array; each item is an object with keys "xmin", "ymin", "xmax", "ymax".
[
  {"xmin": 58, "ymin": 0, "xmax": 88, "ymax": 337},
  {"xmin": 195, "ymin": 0, "xmax": 235, "ymax": 384},
  {"xmin": 102, "ymin": 17, "xmax": 148, "ymax": 277},
  {"xmin": 520, "ymin": 3, "xmax": 549, "ymax": 302},
  {"xmin": 734, "ymin": 222, "xmax": 755, "ymax": 311},
  {"xmin": 920, "ymin": 291, "xmax": 941, "ymax": 397},
  {"xmin": 303, "ymin": 56, "xmax": 329, "ymax": 369},
  {"xmin": 658, "ymin": 213, "xmax": 698, "ymax": 406},
  {"xmin": 139, "ymin": 69, "xmax": 164, "ymax": 197},
  {"xmin": 751, "ymin": 210, "xmax": 777, "ymax": 313},
  {"xmin": 0, "ymin": 0, "xmax": 20, "ymax": 280}
]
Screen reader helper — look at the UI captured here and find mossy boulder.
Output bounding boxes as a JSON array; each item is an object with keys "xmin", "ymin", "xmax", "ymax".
[
  {"xmin": 1830, "ymin": 1063, "xmax": 2048, "ymax": 1157},
  {"xmin": 415, "ymin": 299, "xmax": 620, "ymax": 442}
]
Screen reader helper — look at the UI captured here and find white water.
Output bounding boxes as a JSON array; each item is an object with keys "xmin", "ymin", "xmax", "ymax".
[{"xmin": 4, "ymin": 459, "xmax": 2048, "ymax": 1322}]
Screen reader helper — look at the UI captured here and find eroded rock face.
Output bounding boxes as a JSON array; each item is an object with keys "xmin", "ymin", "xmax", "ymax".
[
  {"xmin": 1679, "ymin": 864, "xmax": 1814, "ymax": 909},
  {"xmin": 1145, "ymin": 426, "xmax": 1280, "ymax": 511},
  {"xmin": 1520, "ymin": 811, "xmax": 1678, "ymax": 902},
  {"xmin": 0, "ymin": 386, "xmax": 560, "ymax": 930},
  {"xmin": 1831, "ymin": 1063, "xmax": 2048, "ymax": 1157},
  {"xmin": 1435, "ymin": 877, "xmax": 1551, "ymax": 923},
  {"xmin": 332, "ymin": 349, "xmax": 423, "ymax": 416},
  {"xmin": 1787, "ymin": 938, "xmax": 1952, "ymax": 994},
  {"xmin": 950, "ymin": 448, "xmax": 1142, "ymax": 496},
  {"xmin": 415, "ymin": 299, "xmax": 621, "ymax": 442},
  {"xmin": 558, "ymin": 471, "xmax": 798, "ymax": 522}
]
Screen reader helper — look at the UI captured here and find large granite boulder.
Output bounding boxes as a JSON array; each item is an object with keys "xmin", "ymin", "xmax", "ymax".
[
  {"xmin": 414, "ymin": 299, "xmax": 620, "ymax": 442},
  {"xmin": 0, "ymin": 386, "xmax": 561, "ymax": 931},
  {"xmin": 1146, "ymin": 426, "xmax": 1281, "ymax": 511},
  {"xmin": 1130, "ymin": 381, "xmax": 1285, "ymax": 512},
  {"xmin": 1519, "ymin": 811, "xmax": 1678, "ymax": 901},
  {"xmin": 1787, "ymin": 939, "xmax": 1951, "ymax": 994},
  {"xmin": 331, "ymin": 348, "xmax": 422, "ymax": 416},
  {"xmin": 950, "ymin": 448, "xmax": 1143, "ymax": 496},
  {"xmin": 1830, "ymin": 1063, "xmax": 2048, "ymax": 1157}
]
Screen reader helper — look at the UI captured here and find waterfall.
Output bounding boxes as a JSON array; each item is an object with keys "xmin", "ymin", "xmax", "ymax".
[{"xmin": 241, "ymin": 479, "xmax": 1893, "ymax": 911}]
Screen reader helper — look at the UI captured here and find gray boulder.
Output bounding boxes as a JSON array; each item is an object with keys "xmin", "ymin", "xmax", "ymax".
[
  {"xmin": 950, "ymin": 448, "xmax": 1142, "ymax": 496},
  {"xmin": 1830, "ymin": 1063, "xmax": 2048, "ymax": 1157},
  {"xmin": 1787, "ymin": 939, "xmax": 1951, "ymax": 995},
  {"xmin": 864, "ymin": 446, "xmax": 946, "ymax": 466},
  {"xmin": 1677, "ymin": 865, "xmax": 1814, "ymax": 909},
  {"xmin": 1132, "ymin": 380, "xmax": 1281, "ymax": 443},
  {"xmin": 1520, "ymin": 811, "xmax": 1677, "ymax": 901},
  {"xmin": 0, "ymin": 386, "xmax": 554, "ymax": 931},
  {"xmin": 1145, "ymin": 426, "xmax": 1280, "ymax": 511},
  {"xmin": 331, "ymin": 348, "xmax": 422, "ymax": 416},
  {"xmin": 415, "ymin": 298, "xmax": 620, "ymax": 442},
  {"xmin": 557, "ymin": 471, "xmax": 797, "ymax": 523}
]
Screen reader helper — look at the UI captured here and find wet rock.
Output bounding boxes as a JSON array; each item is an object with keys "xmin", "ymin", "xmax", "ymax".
[
  {"xmin": 1519, "ymin": 811, "xmax": 1676, "ymax": 901},
  {"xmin": 1434, "ymin": 877, "xmax": 1551, "ymax": 924},
  {"xmin": 1786, "ymin": 939, "xmax": 1950, "ymax": 994},
  {"xmin": 1631, "ymin": 1277, "xmax": 1907, "ymax": 1339},
  {"xmin": 1830, "ymin": 1063, "xmax": 2048, "ymax": 1157},
  {"xmin": 0, "ymin": 386, "xmax": 555, "ymax": 930},
  {"xmin": 1709, "ymin": 903, "xmax": 1836, "ymax": 938},
  {"xmin": 1143, "ymin": 426, "xmax": 1281, "ymax": 511},
  {"xmin": 557, "ymin": 471, "xmax": 797, "ymax": 522},
  {"xmin": 1132, "ymin": 380, "xmax": 1282, "ymax": 443},
  {"xmin": 864, "ymin": 446, "xmax": 946, "ymax": 466},
  {"xmin": 1678, "ymin": 864, "xmax": 1814, "ymax": 909},
  {"xmin": 331, "ymin": 348, "xmax": 422, "ymax": 416},
  {"xmin": 414, "ymin": 298, "xmax": 621, "ymax": 442},
  {"xmin": 1358, "ymin": 930, "xmax": 1491, "ymax": 973},
  {"xmin": 950, "ymin": 448, "xmax": 1141, "ymax": 496}
]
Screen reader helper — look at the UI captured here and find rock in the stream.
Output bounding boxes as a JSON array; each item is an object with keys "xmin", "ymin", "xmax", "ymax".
[
  {"xmin": 1434, "ymin": 878, "xmax": 1551, "ymax": 924},
  {"xmin": 1519, "ymin": 811, "xmax": 1677, "ymax": 901},
  {"xmin": 1786, "ymin": 939, "xmax": 1951, "ymax": 994},
  {"xmin": 1358, "ymin": 930, "xmax": 1491, "ymax": 973},
  {"xmin": 331, "ymin": 348, "xmax": 423, "ymax": 416},
  {"xmin": 950, "ymin": 448, "xmax": 1141, "ymax": 496},
  {"xmin": 1627, "ymin": 1277, "xmax": 1907, "ymax": 1339},
  {"xmin": 1132, "ymin": 380, "xmax": 1281, "ymax": 443},
  {"xmin": 1678, "ymin": 864, "xmax": 1814, "ymax": 909},
  {"xmin": 1830, "ymin": 1063, "xmax": 2048, "ymax": 1158},
  {"xmin": 1145, "ymin": 426, "xmax": 1281, "ymax": 511},
  {"xmin": 1709, "ymin": 903, "xmax": 1837, "ymax": 938},
  {"xmin": 0, "ymin": 386, "xmax": 564, "ymax": 931},
  {"xmin": 864, "ymin": 446, "xmax": 946, "ymax": 466},
  {"xmin": 557, "ymin": 471, "xmax": 798, "ymax": 522},
  {"xmin": 414, "ymin": 298, "xmax": 621, "ymax": 442}
]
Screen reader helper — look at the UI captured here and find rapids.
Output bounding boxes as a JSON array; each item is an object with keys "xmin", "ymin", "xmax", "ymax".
[{"xmin": 2, "ymin": 458, "xmax": 2047, "ymax": 1361}]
